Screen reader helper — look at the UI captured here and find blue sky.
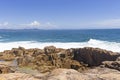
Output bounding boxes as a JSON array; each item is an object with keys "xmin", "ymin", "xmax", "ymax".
[{"xmin": 0, "ymin": 0, "xmax": 120, "ymax": 29}]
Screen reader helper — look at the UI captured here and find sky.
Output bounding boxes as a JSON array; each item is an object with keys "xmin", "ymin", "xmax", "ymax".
[{"xmin": 0, "ymin": 0, "xmax": 120, "ymax": 29}]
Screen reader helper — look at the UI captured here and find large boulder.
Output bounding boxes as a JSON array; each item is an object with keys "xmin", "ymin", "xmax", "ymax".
[{"xmin": 68, "ymin": 47, "xmax": 120, "ymax": 66}]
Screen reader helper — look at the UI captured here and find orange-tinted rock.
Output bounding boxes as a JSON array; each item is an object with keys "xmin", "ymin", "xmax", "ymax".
[
  {"xmin": 0, "ymin": 46, "xmax": 120, "ymax": 73},
  {"xmin": 0, "ymin": 64, "xmax": 14, "ymax": 74},
  {"xmin": 0, "ymin": 50, "xmax": 15, "ymax": 61}
]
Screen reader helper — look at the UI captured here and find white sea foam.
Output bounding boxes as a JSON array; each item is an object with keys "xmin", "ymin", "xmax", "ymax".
[{"xmin": 0, "ymin": 39, "xmax": 120, "ymax": 52}]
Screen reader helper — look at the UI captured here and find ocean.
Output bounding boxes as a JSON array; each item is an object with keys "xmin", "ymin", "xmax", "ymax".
[{"xmin": 0, "ymin": 29, "xmax": 120, "ymax": 52}]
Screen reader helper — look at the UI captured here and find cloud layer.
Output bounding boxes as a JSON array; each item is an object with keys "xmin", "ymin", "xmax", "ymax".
[
  {"xmin": 79, "ymin": 19, "xmax": 120, "ymax": 29},
  {"xmin": 1, "ymin": 19, "xmax": 120, "ymax": 29},
  {"xmin": 0, "ymin": 22, "xmax": 9, "ymax": 27},
  {"xmin": 0, "ymin": 21, "xmax": 57, "ymax": 29},
  {"xmin": 93, "ymin": 19, "xmax": 120, "ymax": 27}
]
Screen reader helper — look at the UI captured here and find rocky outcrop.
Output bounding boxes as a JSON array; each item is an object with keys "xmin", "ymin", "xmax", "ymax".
[
  {"xmin": 0, "ymin": 46, "xmax": 120, "ymax": 73},
  {"xmin": 68, "ymin": 47, "xmax": 120, "ymax": 66},
  {"xmin": 0, "ymin": 46, "xmax": 120, "ymax": 80},
  {"xmin": 32, "ymin": 50, "xmax": 86, "ymax": 73},
  {"xmin": 15, "ymin": 46, "xmax": 87, "ymax": 73}
]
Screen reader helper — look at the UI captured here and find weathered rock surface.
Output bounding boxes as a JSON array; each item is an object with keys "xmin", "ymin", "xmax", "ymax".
[
  {"xmin": 46, "ymin": 69, "xmax": 90, "ymax": 80},
  {"xmin": 0, "ymin": 68, "xmax": 120, "ymax": 80},
  {"xmin": 15, "ymin": 46, "xmax": 87, "ymax": 72},
  {"xmin": 68, "ymin": 47, "xmax": 120, "ymax": 66},
  {"xmin": 0, "ymin": 46, "xmax": 120, "ymax": 80},
  {"xmin": 0, "ymin": 46, "xmax": 120, "ymax": 73},
  {"xmin": 84, "ymin": 67, "xmax": 120, "ymax": 80},
  {"xmin": 0, "ymin": 61, "xmax": 15, "ymax": 74},
  {"xmin": 102, "ymin": 61, "xmax": 120, "ymax": 71},
  {"xmin": 0, "ymin": 73, "xmax": 40, "ymax": 80},
  {"xmin": 0, "ymin": 64, "xmax": 14, "ymax": 74}
]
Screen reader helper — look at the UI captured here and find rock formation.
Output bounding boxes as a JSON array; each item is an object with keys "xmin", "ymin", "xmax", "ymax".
[
  {"xmin": 68, "ymin": 47, "xmax": 120, "ymax": 66},
  {"xmin": 0, "ymin": 46, "xmax": 119, "ymax": 80}
]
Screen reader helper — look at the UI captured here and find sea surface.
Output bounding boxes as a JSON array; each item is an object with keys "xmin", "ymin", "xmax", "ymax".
[{"xmin": 0, "ymin": 29, "xmax": 120, "ymax": 52}]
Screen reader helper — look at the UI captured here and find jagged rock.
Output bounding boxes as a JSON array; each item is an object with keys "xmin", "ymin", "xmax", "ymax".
[
  {"xmin": 16, "ymin": 55, "xmax": 34, "ymax": 66},
  {"xmin": 0, "ymin": 50, "xmax": 15, "ymax": 61},
  {"xmin": 32, "ymin": 49, "xmax": 44, "ymax": 57},
  {"xmin": 102, "ymin": 61, "xmax": 120, "ymax": 71},
  {"xmin": 0, "ymin": 64, "xmax": 14, "ymax": 74},
  {"xmin": 32, "ymin": 50, "xmax": 87, "ymax": 73},
  {"xmin": 68, "ymin": 47, "xmax": 120, "ymax": 66},
  {"xmin": 44, "ymin": 46, "xmax": 56, "ymax": 54},
  {"xmin": 0, "ymin": 46, "xmax": 120, "ymax": 74}
]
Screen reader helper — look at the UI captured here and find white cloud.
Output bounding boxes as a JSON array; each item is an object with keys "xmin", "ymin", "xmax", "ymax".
[
  {"xmin": 79, "ymin": 19, "xmax": 120, "ymax": 29},
  {"xmin": 20, "ymin": 21, "xmax": 57, "ymax": 29},
  {"xmin": 29, "ymin": 21, "xmax": 41, "ymax": 27},
  {"xmin": 22, "ymin": 21, "xmax": 41, "ymax": 27},
  {"xmin": 44, "ymin": 22, "xmax": 57, "ymax": 27},
  {"xmin": 93, "ymin": 19, "xmax": 120, "ymax": 27},
  {"xmin": 0, "ymin": 22, "xmax": 9, "ymax": 26}
]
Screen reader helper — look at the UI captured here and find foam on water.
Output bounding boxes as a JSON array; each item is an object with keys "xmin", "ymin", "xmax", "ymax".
[{"xmin": 0, "ymin": 39, "xmax": 120, "ymax": 52}]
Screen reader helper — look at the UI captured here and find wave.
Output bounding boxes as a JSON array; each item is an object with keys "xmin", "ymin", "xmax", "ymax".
[{"xmin": 0, "ymin": 39, "xmax": 120, "ymax": 52}]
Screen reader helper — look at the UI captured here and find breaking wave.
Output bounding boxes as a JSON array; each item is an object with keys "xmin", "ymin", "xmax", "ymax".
[{"xmin": 0, "ymin": 39, "xmax": 120, "ymax": 52}]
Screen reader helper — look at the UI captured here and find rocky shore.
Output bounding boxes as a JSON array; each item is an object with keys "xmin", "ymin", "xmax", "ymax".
[{"xmin": 0, "ymin": 46, "xmax": 120, "ymax": 80}]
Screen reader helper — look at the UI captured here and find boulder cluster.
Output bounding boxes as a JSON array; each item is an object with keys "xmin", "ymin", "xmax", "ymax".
[{"xmin": 0, "ymin": 46, "xmax": 120, "ymax": 80}]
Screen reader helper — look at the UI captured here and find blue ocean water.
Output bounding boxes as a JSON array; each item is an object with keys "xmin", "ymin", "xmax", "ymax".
[
  {"xmin": 0, "ymin": 29, "xmax": 120, "ymax": 52},
  {"xmin": 0, "ymin": 29, "xmax": 120, "ymax": 42}
]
